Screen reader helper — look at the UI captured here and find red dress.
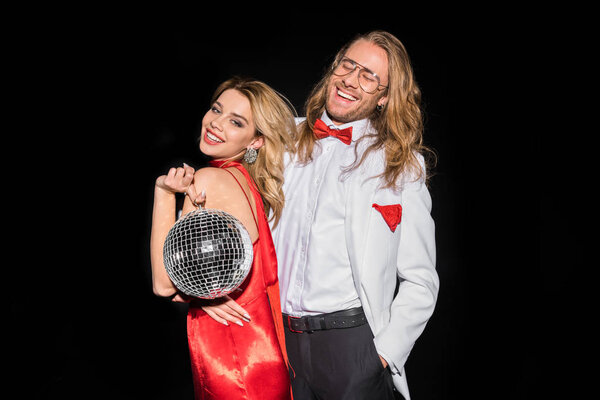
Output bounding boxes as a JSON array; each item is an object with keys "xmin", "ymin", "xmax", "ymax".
[{"xmin": 186, "ymin": 160, "xmax": 291, "ymax": 400}]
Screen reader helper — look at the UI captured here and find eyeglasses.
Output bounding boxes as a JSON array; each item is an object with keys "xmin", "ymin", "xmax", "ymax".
[{"xmin": 332, "ymin": 57, "xmax": 388, "ymax": 94}]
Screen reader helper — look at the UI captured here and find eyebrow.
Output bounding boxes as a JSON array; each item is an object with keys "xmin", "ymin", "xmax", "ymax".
[
  {"xmin": 214, "ymin": 101, "xmax": 249, "ymax": 124},
  {"xmin": 343, "ymin": 57, "xmax": 378, "ymax": 77}
]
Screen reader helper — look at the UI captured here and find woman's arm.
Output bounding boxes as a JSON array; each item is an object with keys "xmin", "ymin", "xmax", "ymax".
[{"xmin": 150, "ymin": 164, "xmax": 197, "ymax": 297}]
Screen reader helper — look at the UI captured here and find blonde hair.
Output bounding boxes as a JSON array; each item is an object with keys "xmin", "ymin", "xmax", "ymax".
[
  {"xmin": 297, "ymin": 30, "xmax": 434, "ymax": 188},
  {"xmin": 210, "ymin": 77, "xmax": 297, "ymax": 228}
]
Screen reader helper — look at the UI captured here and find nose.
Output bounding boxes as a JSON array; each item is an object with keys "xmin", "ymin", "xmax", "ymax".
[
  {"xmin": 209, "ymin": 115, "xmax": 224, "ymax": 131},
  {"xmin": 341, "ymin": 68, "xmax": 360, "ymax": 89}
]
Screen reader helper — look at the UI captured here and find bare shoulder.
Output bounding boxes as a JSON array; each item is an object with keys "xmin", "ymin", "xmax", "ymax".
[
  {"xmin": 192, "ymin": 167, "xmax": 249, "ymax": 206},
  {"xmin": 193, "ymin": 166, "xmax": 227, "ymax": 181},
  {"xmin": 192, "ymin": 167, "xmax": 233, "ymax": 191}
]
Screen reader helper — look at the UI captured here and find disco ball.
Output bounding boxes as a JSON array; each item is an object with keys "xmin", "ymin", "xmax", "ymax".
[{"xmin": 163, "ymin": 207, "xmax": 253, "ymax": 299}]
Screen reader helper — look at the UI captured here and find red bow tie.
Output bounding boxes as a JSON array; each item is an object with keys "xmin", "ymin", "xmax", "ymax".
[{"xmin": 313, "ymin": 118, "xmax": 353, "ymax": 145}]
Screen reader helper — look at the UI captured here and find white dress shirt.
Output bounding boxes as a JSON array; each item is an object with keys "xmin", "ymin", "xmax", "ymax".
[{"xmin": 272, "ymin": 112, "xmax": 368, "ymax": 316}]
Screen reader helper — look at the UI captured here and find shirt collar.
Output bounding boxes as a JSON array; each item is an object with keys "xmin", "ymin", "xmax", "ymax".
[{"xmin": 319, "ymin": 111, "xmax": 371, "ymax": 142}]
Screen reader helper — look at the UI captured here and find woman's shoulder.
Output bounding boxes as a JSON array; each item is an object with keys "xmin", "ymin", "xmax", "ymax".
[
  {"xmin": 192, "ymin": 166, "xmax": 249, "ymax": 196},
  {"xmin": 193, "ymin": 166, "xmax": 226, "ymax": 180},
  {"xmin": 193, "ymin": 166, "xmax": 240, "ymax": 186}
]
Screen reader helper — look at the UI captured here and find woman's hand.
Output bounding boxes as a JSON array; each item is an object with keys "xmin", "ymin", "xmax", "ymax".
[
  {"xmin": 182, "ymin": 177, "xmax": 206, "ymax": 208},
  {"xmin": 155, "ymin": 163, "xmax": 205, "ymax": 207},
  {"xmin": 201, "ymin": 295, "xmax": 251, "ymax": 327},
  {"xmin": 156, "ymin": 163, "xmax": 195, "ymax": 195}
]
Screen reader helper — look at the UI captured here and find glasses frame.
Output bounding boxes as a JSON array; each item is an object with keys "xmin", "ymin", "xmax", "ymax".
[{"xmin": 332, "ymin": 57, "xmax": 389, "ymax": 94}]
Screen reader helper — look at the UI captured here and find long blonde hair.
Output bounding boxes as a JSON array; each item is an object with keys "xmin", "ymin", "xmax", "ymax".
[
  {"xmin": 297, "ymin": 31, "xmax": 434, "ymax": 188},
  {"xmin": 210, "ymin": 77, "xmax": 297, "ymax": 228}
]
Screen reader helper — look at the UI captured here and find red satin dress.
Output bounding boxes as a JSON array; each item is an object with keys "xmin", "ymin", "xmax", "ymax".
[{"xmin": 186, "ymin": 160, "xmax": 292, "ymax": 400}]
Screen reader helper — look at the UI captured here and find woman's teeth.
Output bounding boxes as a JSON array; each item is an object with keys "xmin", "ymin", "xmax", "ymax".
[
  {"xmin": 337, "ymin": 90, "xmax": 357, "ymax": 101},
  {"xmin": 207, "ymin": 132, "xmax": 224, "ymax": 143}
]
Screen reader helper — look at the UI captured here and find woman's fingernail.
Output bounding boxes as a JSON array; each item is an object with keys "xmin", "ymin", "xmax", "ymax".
[
  {"xmin": 201, "ymin": 190, "xmax": 206, "ymax": 197},
  {"xmin": 243, "ymin": 314, "xmax": 251, "ymax": 320},
  {"xmin": 235, "ymin": 321, "xmax": 244, "ymax": 327}
]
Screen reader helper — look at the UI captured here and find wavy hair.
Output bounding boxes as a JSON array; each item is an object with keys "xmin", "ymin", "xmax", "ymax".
[
  {"xmin": 297, "ymin": 30, "xmax": 434, "ymax": 187},
  {"xmin": 210, "ymin": 77, "xmax": 297, "ymax": 227}
]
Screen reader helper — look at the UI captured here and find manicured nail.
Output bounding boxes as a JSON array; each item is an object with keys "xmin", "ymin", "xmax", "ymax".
[
  {"xmin": 201, "ymin": 190, "xmax": 206, "ymax": 197},
  {"xmin": 183, "ymin": 162, "xmax": 189, "ymax": 168},
  {"xmin": 235, "ymin": 321, "xmax": 244, "ymax": 327},
  {"xmin": 243, "ymin": 314, "xmax": 251, "ymax": 321}
]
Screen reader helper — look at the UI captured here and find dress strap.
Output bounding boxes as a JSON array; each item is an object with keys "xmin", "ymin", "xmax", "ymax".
[{"xmin": 221, "ymin": 167, "xmax": 260, "ymax": 232}]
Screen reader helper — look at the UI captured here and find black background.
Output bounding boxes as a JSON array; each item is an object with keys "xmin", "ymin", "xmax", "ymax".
[{"xmin": 8, "ymin": 6, "xmax": 550, "ymax": 400}]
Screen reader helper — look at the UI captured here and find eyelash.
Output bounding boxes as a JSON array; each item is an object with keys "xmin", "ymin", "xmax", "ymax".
[{"xmin": 211, "ymin": 106, "xmax": 243, "ymax": 127}]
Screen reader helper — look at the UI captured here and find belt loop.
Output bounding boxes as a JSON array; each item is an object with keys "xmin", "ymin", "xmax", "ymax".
[
  {"xmin": 286, "ymin": 315, "xmax": 303, "ymax": 334},
  {"xmin": 319, "ymin": 316, "xmax": 327, "ymax": 330}
]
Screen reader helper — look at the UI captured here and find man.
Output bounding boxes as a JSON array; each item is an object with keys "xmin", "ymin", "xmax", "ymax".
[
  {"xmin": 192, "ymin": 30, "xmax": 438, "ymax": 400},
  {"xmin": 270, "ymin": 31, "xmax": 438, "ymax": 400}
]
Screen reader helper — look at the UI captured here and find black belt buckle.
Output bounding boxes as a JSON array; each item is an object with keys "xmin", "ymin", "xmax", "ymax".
[{"xmin": 286, "ymin": 315, "xmax": 304, "ymax": 333}]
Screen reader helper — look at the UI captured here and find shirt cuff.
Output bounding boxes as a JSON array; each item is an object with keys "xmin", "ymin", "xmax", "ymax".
[{"xmin": 377, "ymin": 350, "xmax": 400, "ymax": 375}]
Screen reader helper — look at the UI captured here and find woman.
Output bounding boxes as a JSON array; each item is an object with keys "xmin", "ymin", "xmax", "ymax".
[{"xmin": 150, "ymin": 77, "xmax": 296, "ymax": 399}]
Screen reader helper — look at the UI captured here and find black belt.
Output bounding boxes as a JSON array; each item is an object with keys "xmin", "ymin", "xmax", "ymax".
[{"xmin": 283, "ymin": 307, "xmax": 366, "ymax": 333}]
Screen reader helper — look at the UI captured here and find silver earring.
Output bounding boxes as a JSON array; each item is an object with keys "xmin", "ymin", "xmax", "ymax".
[{"xmin": 243, "ymin": 147, "xmax": 258, "ymax": 164}]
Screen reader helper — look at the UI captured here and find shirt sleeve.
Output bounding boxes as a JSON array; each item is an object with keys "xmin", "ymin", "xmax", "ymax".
[{"xmin": 374, "ymin": 172, "xmax": 438, "ymax": 375}]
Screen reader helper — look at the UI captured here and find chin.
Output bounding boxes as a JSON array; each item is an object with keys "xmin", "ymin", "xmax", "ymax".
[
  {"xmin": 199, "ymin": 142, "xmax": 216, "ymax": 159},
  {"xmin": 325, "ymin": 102, "xmax": 352, "ymax": 124},
  {"xmin": 326, "ymin": 103, "xmax": 362, "ymax": 124},
  {"xmin": 326, "ymin": 99, "xmax": 363, "ymax": 125}
]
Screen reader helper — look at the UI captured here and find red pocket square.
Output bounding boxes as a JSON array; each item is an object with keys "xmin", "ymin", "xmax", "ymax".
[{"xmin": 372, "ymin": 203, "xmax": 403, "ymax": 232}]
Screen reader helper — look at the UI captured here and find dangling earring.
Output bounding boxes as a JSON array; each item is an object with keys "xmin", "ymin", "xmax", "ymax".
[{"xmin": 243, "ymin": 147, "xmax": 258, "ymax": 164}]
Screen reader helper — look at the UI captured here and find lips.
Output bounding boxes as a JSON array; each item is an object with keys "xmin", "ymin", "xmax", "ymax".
[
  {"xmin": 336, "ymin": 88, "xmax": 358, "ymax": 101},
  {"xmin": 204, "ymin": 129, "xmax": 224, "ymax": 145}
]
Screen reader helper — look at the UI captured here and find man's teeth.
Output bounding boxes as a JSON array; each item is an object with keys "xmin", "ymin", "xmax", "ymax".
[
  {"xmin": 337, "ymin": 90, "xmax": 357, "ymax": 101},
  {"xmin": 207, "ymin": 132, "xmax": 224, "ymax": 143}
]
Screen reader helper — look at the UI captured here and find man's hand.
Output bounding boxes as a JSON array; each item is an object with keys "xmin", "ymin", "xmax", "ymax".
[{"xmin": 379, "ymin": 355, "xmax": 388, "ymax": 369}]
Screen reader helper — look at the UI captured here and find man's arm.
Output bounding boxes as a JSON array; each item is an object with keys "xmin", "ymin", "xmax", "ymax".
[{"xmin": 373, "ymin": 174, "xmax": 438, "ymax": 374}]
